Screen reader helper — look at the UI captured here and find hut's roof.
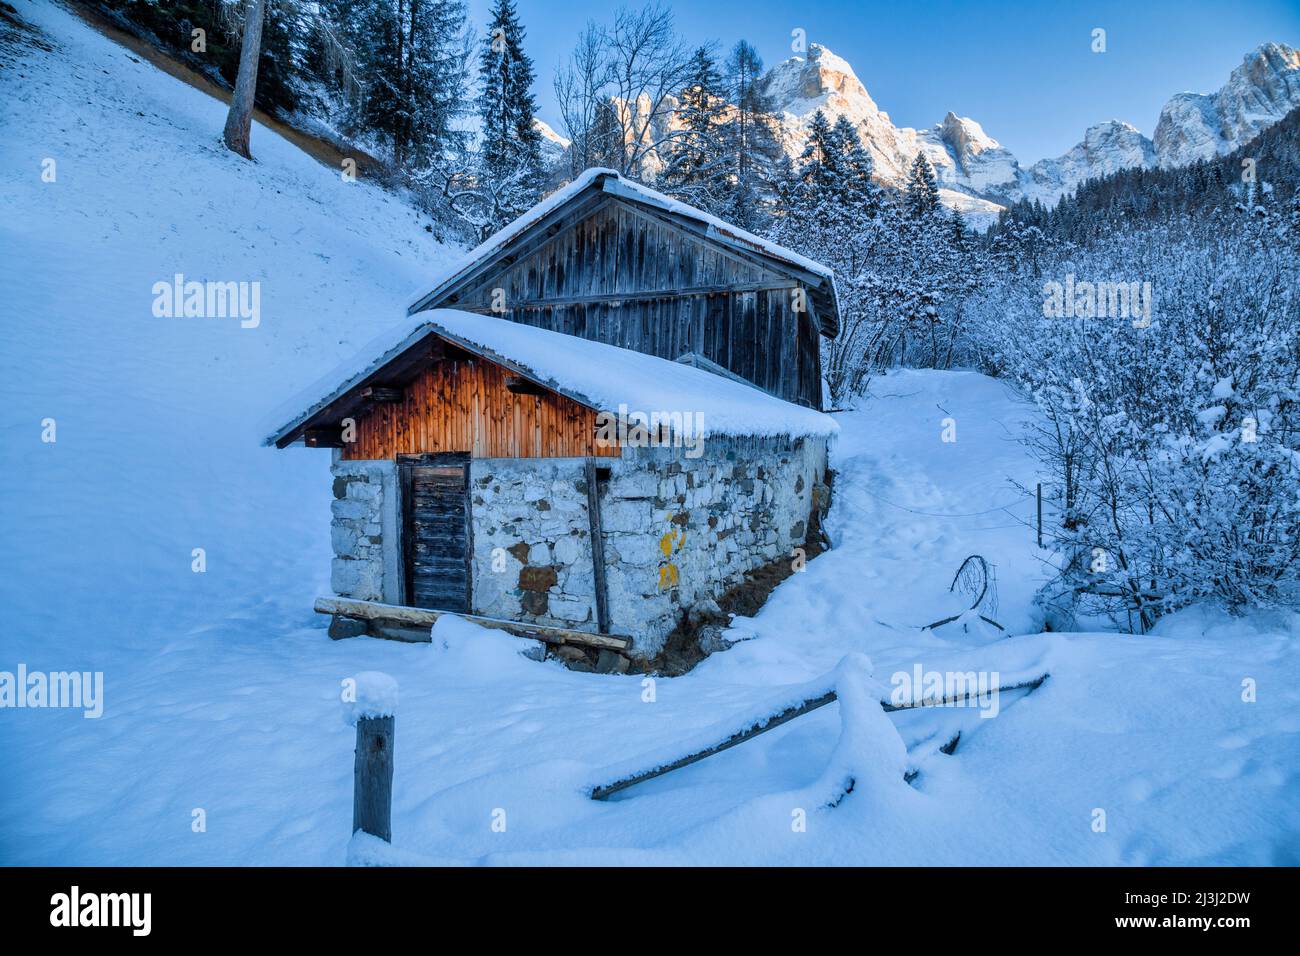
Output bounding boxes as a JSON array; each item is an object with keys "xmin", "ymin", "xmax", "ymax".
[
  {"xmin": 263, "ymin": 309, "xmax": 838, "ymax": 448},
  {"xmin": 406, "ymin": 168, "xmax": 841, "ymax": 338}
]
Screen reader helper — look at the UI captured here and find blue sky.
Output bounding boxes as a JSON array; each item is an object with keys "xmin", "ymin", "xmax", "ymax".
[{"xmin": 468, "ymin": 0, "xmax": 1300, "ymax": 163}]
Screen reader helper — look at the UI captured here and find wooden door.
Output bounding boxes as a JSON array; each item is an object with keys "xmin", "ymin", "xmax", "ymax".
[{"xmin": 399, "ymin": 454, "xmax": 471, "ymax": 612}]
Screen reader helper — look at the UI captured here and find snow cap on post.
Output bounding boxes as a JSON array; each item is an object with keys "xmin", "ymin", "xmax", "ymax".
[{"xmin": 342, "ymin": 671, "xmax": 399, "ymax": 727}]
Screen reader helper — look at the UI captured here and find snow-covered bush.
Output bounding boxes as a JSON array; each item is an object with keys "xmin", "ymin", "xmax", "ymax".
[{"xmin": 966, "ymin": 211, "xmax": 1299, "ymax": 628}]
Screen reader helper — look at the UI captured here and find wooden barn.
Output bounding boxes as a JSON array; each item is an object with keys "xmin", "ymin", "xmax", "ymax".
[
  {"xmin": 264, "ymin": 171, "xmax": 840, "ymax": 663},
  {"xmin": 408, "ymin": 167, "xmax": 839, "ymax": 409}
]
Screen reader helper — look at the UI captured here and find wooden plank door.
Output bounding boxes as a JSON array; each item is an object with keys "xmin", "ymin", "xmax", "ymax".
[{"xmin": 399, "ymin": 454, "xmax": 471, "ymax": 612}]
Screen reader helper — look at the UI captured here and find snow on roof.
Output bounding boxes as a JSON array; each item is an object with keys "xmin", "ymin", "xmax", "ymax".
[
  {"xmin": 406, "ymin": 168, "xmax": 835, "ymax": 315},
  {"xmin": 263, "ymin": 309, "xmax": 838, "ymax": 447}
]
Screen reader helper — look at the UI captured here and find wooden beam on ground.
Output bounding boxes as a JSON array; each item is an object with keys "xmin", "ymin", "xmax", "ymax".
[
  {"xmin": 591, "ymin": 690, "xmax": 838, "ymax": 801},
  {"xmin": 588, "ymin": 673, "xmax": 1050, "ymax": 800},
  {"xmin": 314, "ymin": 596, "xmax": 632, "ymax": 652}
]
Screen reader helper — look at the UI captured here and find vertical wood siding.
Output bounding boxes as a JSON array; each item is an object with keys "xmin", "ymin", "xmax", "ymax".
[
  {"xmin": 341, "ymin": 357, "xmax": 621, "ymax": 461},
  {"xmin": 441, "ymin": 198, "xmax": 824, "ymax": 409}
]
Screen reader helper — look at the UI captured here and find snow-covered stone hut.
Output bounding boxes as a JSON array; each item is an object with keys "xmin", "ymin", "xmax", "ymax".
[{"xmin": 264, "ymin": 172, "xmax": 840, "ymax": 662}]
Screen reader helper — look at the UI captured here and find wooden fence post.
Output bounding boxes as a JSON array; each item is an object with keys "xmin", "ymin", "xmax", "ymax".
[
  {"xmin": 1036, "ymin": 482, "xmax": 1043, "ymax": 549},
  {"xmin": 353, "ymin": 715, "xmax": 395, "ymax": 843}
]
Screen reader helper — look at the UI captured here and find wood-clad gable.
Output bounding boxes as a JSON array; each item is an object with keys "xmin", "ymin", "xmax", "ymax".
[
  {"xmin": 341, "ymin": 352, "xmax": 620, "ymax": 461},
  {"xmin": 450, "ymin": 199, "xmax": 785, "ymax": 303},
  {"xmin": 430, "ymin": 195, "xmax": 825, "ymax": 409}
]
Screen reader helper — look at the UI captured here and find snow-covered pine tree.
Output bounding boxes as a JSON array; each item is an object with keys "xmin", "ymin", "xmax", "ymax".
[
  {"xmin": 660, "ymin": 45, "xmax": 730, "ymax": 214},
  {"xmin": 718, "ymin": 39, "xmax": 783, "ymax": 230},
  {"xmin": 794, "ymin": 109, "xmax": 840, "ymax": 200},
  {"xmin": 348, "ymin": 0, "xmax": 471, "ymax": 172},
  {"xmin": 765, "ymin": 109, "xmax": 904, "ymax": 404},
  {"xmin": 476, "ymin": 0, "xmax": 543, "ymax": 231},
  {"xmin": 828, "ymin": 114, "xmax": 880, "ymax": 216},
  {"xmin": 905, "ymin": 151, "xmax": 940, "ymax": 217}
]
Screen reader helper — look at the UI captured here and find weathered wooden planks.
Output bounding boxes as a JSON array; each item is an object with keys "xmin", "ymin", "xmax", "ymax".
[
  {"xmin": 401, "ymin": 458, "xmax": 470, "ymax": 613},
  {"xmin": 342, "ymin": 353, "xmax": 620, "ymax": 461},
  {"xmin": 443, "ymin": 196, "xmax": 824, "ymax": 409}
]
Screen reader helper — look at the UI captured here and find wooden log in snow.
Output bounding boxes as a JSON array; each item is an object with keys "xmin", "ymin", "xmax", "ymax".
[
  {"xmin": 314, "ymin": 596, "xmax": 632, "ymax": 652},
  {"xmin": 590, "ymin": 690, "xmax": 838, "ymax": 800},
  {"xmin": 588, "ymin": 673, "xmax": 1049, "ymax": 800}
]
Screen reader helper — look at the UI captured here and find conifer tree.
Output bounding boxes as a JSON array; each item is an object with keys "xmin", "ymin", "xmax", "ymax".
[
  {"xmin": 661, "ymin": 45, "xmax": 730, "ymax": 212},
  {"xmin": 795, "ymin": 109, "xmax": 839, "ymax": 199},
  {"xmin": 829, "ymin": 114, "xmax": 879, "ymax": 214},
  {"xmin": 350, "ymin": 0, "xmax": 471, "ymax": 171},
  {"xmin": 719, "ymin": 40, "xmax": 782, "ymax": 229},
  {"xmin": 477, "ymin": 0, "xmax": 543, "ymax": 227},
  {"xmin": 905, "ymin": 151, "xmax": 940, "ymax": 217}
]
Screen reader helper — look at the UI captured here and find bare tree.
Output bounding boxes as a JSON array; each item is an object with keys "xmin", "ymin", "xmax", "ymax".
[
  {"xmin": 555, "ymin": 20, "xmax": 610, "ymax": 176},
  {"xmin": 606, "ymin": 3, "xmax": 693, "ymax": 178},
  {"xmin": 222, "ymin": 0, "xmax": 267, "ymax": 159},
  {"xmin": 555, "ymin": 3, "xmax": 693, "ymax": 180}
]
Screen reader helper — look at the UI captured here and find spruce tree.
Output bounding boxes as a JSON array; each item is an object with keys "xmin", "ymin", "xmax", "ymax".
[
  {"xmin": 905, "ymin": 152, "xmax": 940, "ymax": 217},
  {"xmin": 350, "ymin": 0, "xmax": 471, "ymax": 172},
  {"xmin": 829, "ymin": 114, "xmax": 879, "ymax": 215},
  {"xmin": 477, "ymin": 0, "xmax": 543, "ymax": 227},
  {"xmin": 720, "ymin": 40, "xmax": 783, "ymax": 230},
  {"xmin": 796, "ymin": 109, "xmax": 839, "ymax": 199},
  {"xmin": 661, "ymin": 45, "xmax": 729, "ymax": 213}
]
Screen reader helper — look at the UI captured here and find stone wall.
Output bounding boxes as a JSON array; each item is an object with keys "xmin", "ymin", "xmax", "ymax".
[
  {"xmin": 328, "ymin": 457, "xmax": 399, "ymax": 605},
  {"xmin": 467, "ymin": 435, "xmax": 829, "ymax": 659},
  {"xmin": 468, "ymin": 458, "xmax": 597, "ymax": 630},
  {"xmin": 325, "ymin": 437, "xmax": 830, "ymax": 660}
]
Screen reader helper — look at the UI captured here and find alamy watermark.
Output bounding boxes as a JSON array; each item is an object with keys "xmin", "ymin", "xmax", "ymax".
[
  {"xmin": 1042, "ymin": 273, "xmax": 1152, "ymax": 327},
  {"xmin": 152, "ymin": 273, "xmax": 261, "ymax": 328},
  {"xmin": 595, "ymin": 404, "xmax": 706, "ymax": 459},
  {"xmin": 50, "ymin": 886, "xmax": 150, "ymax": 936},
  {"xmin": 0, "ymin": 664, "xmax": 103, "ymax": 718},
  {"xmin": 890, "ymin": 665, "xmax": 1001, "ymax": 718}
]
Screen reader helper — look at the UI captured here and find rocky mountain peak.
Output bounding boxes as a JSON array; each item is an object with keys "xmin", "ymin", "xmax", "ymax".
[
  {"xmin": 762, "ymin": 42, "xmax": 883, "ymax": 124},
  {"xmin": 1154, "ymin": 41, "xmax": 1300, "ymax": 166}
]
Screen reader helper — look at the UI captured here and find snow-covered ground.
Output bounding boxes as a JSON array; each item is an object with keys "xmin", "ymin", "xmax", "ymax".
[{"xmin": 2, "ymin": 0, "xmax": 1298, "ymax": 866}]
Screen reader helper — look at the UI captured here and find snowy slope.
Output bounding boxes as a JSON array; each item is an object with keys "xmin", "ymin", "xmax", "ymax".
[
  {"xmin": 0, "ymin": 0, "xmax": 452, "ymax": 657},
  {"xmin": 2, "ymin": 0, "xmax": 1298, "ymax": 867}
]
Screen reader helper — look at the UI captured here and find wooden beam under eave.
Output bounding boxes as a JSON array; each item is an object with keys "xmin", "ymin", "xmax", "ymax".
[
  {"xmin": 504, "ymin": 375, "xmax": 548, "ymax": 396},
  {"xmin": 360, "ymin": 386, "xmax": 405, "ymax": 403},
  {"xmin": 304, "ymin": 427, "xmax": 346, "ymax": 448}
]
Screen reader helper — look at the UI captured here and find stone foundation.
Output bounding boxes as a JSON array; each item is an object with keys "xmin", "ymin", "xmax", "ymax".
[{"xmin": 326, "ymin": 435, "xmax": 830, "ymax": 659}]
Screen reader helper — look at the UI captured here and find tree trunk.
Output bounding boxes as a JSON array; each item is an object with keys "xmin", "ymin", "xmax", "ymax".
[{"xmin": 222, "ymin": 0, "xmax": 267, "ymax": 160}]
